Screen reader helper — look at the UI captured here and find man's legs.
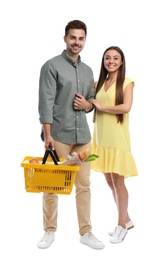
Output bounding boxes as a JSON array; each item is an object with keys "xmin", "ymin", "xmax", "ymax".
[
  {"xmin": 52, "ymin": 141, "xmax": 92, "ymax": 234},
  {"xmin": 72, "ymin": 143, "xmax": 92, "ymax": 235},
  {"xmin": 43, "ymin": 193, "xmax": 58, "ymax": 232},
  {"xmin": 38, "ymin": 141, "xmax": 104, "ymax": 249},
  {"xmin": 37, "ymin": 142, "xmax": 73, "ymax": 249},
  {"xmin": 71, "ymin": 142, "xmax": 105, "ymax": 249}
]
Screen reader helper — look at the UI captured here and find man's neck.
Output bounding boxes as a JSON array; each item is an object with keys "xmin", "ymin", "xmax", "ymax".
[{"xmin": 65, "ymin": 50, "xmax": 79, "ymax": 63}]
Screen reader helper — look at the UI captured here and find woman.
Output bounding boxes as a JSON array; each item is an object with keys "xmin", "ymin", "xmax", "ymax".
[{"xmin": 90, "ymin": 46, "xmax": 138, "ymax": 243}]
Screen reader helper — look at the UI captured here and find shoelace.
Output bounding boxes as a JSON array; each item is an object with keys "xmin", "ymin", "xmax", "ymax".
[
  {"xmin": 88, "ymin": 232, "xmax": 101, "ymax": 242},
  {"xmin": 114, "ymin": 227, "xmax": 126, "ymax": 237}
]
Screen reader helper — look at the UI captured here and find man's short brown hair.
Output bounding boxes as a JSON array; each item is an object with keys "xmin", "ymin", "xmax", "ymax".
[{"xmin": 65, "ymin": 20, "xmax": 87, "ymax": 36}]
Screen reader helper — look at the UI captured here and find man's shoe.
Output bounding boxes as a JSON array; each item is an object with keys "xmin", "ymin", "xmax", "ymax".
[
  {"xmin": 80, "ymin": 232, "xmax": 105, "ymax": 249},
  {"xmin": 108, "ymin": 220, "xmax": 134, "ymax": 236},
  {"xmin": 37, "ymin": 231, "xmax": 55, "ymax": 249},
  {"xmin": 109, "ymin": 225, "xmax": 127, "ymax": 243}
]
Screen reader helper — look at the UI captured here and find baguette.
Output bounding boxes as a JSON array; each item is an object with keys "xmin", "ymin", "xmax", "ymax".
[{"xmin": 78, "ymin": 147, "xmax": 90, "ymax": 162}]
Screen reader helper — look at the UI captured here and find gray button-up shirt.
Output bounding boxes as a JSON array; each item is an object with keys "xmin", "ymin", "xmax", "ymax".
[{"xmin": 39, "ymin": 50, "xmax": 95, "ymax": 144}]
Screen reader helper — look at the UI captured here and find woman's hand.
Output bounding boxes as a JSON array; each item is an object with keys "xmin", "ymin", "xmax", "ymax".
[{"xmin": 90, "ymin": 99, "xmax": 103, "ymax": 111}]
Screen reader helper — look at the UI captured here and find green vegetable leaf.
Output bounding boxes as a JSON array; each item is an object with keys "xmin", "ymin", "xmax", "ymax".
[{"xmin": 84, "ymin": 154, "xmax": 99, "ymax": 162}]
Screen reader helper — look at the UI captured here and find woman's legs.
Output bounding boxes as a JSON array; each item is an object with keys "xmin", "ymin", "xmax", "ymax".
[{"xmin": 104, "ymin": 172, "xmax": 131, "ymax": 227}]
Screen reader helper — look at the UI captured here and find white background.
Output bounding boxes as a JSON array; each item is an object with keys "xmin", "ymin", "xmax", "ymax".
[{"xmin": 1, "ymin": 0, "xmax": 164, "ymax": 259}]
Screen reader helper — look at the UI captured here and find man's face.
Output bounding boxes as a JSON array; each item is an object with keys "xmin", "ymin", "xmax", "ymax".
[{"xmin": 64, "ymin": 29, "xmax": 86, "ymax": 56}]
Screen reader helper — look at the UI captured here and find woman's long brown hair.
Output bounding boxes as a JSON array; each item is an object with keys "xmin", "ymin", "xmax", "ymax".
[{"xmin": 94, "ymin": 46, "xmax": 125, "ymax": 123}]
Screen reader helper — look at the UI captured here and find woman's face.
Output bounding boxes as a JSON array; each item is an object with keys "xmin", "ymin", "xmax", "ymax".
[{"xmin": 103, "ymin": 49, "xmax": 122, "ymax": 73}]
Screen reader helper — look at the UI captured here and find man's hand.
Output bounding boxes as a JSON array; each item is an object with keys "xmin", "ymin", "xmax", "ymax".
[
  {"xmin": 74, "ymin": 93, "xmax": 93, "ymax": 111},
  {"xmin": 44, "ymin": 136, "xmax": 55, "ymax": 150}
]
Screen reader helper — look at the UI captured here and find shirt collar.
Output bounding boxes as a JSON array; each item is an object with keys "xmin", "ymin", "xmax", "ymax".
[{"xmin": 62, "ymin": 50, "xmax": 81, "ymax": 66}]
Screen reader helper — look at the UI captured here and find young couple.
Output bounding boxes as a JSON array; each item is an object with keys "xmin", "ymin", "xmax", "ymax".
[{"xmin": 37, "ymin": 19, "xmax": 138, "ymax": 249}]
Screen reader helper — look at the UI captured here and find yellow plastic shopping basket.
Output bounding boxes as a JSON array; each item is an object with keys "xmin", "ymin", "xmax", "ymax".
[{"xmin": 21, "ymin": 148, "xmax": 80, "ymax": 195}]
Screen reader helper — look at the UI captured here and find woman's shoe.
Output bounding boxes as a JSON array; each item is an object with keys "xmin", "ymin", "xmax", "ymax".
[
  {"xmin": 109, "ymin": 225, "xmax": 127, "ymax": 243},
  {"xmin": 108, "ymin": 220, "xmax": 134, "ymax": 236}
]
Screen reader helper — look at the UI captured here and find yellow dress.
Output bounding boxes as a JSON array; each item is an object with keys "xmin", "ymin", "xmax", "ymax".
[{"xmin": 91, "ymin": 78, "xmax": 138, "ymax": 178}]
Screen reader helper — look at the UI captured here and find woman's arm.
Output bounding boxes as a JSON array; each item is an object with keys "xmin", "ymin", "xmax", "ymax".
[{"xmin": 90, "ymin": 82, "xmax": 134, "ymax": 114}]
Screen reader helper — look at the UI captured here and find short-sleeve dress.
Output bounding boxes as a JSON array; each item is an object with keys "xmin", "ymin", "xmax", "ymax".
[{"xmin": 91, "ymin": 78, "xmax": 138, "ymax": 178}]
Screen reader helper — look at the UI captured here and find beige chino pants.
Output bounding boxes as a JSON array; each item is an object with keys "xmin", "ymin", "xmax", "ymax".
[{"xmin": 42, "ymin": 141, "xmax": 92, "ymax": 235}]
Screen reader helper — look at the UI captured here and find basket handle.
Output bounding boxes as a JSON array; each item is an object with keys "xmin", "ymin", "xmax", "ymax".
[
  {"xmin": 42, "ymin": 146, "xmax": 58, "ymax": 165},
  {"xmin": 52, "ymin": 149, "xmax": 60, "ymax": 162}
]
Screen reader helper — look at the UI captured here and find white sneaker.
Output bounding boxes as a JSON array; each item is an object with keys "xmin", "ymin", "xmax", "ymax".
[
  {"xmin": 80, "ymin": 232, "xmax": 105, "ymax": 249},
  {"xmin": 108, "ymin": 220, "xmax": 134, "ymax": 236},
  {"xmin": 37, "ymin": 231, "xmax": 55, "ymax": 249},
  {"xmin": 110, "ymin": 225, "xmax": 127, "ymax": 243}
]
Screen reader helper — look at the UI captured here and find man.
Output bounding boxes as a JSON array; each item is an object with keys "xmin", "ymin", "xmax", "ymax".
[{"xmin": 38, "ymin": 20, "xmax": 105, "ymax": 250}]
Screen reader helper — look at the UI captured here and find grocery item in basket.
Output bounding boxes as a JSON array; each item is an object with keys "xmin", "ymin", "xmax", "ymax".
[
  {"xmin": 84, "ymin": 154, "xmax": 99, "ymax": 162},
  {"xmin": 29, "ymin": 157, "xmax": 39, "ymax": 164},
  {"xmin": 62, "ymin": 147, "xmax": 89, "ymax": 166},
  {"xmin": 62, "ymin": 147, "xmax": 99, "ymax": 166},
  {"xmin": 78, "ymin": 147, "xmax": 90, "ymax": 161}
]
